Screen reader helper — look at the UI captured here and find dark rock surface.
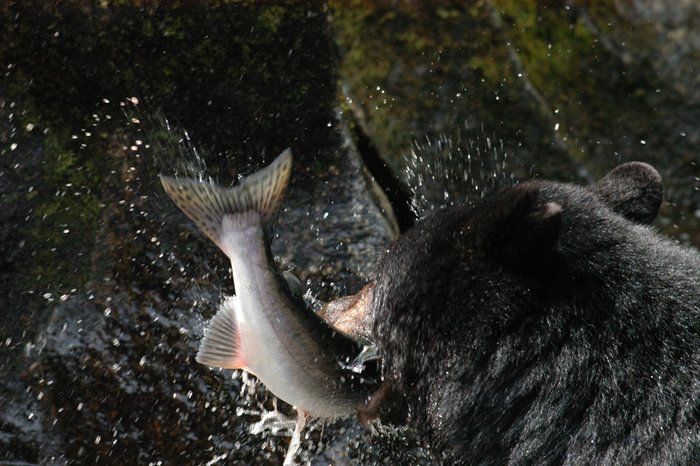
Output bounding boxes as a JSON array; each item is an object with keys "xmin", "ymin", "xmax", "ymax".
[
  {"xmin": 331, "ymin": 0, "xmax": 700, "ymax": 241},
  {"xmin": 2, "ymin": 1, "xmax": 699, "ymax": 464},
  {"xmin": 0, "ymin": 3, "xmax": 424, "ymax": 464}
]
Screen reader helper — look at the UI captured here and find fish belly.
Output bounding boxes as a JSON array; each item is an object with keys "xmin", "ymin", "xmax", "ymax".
[{"xmin": 226, "ymin": 225, "xmax": 354, "ymax": 418}]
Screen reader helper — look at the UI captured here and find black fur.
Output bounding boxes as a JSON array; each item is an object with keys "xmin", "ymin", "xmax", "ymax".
[
  {"xmin": 590, "ymin": 161, "xmax": 663, "ymax": 225},
  {"xmin": 371, "ymin": 163, "xmax": 700, "ymax": 464}
]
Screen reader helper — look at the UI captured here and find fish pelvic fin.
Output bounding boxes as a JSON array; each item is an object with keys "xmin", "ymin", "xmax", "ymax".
[
  {"xmin": 160, "ymin": 148, "xmax": 293, "ymax": 251},
  {"xmin": 196, "ymin": 296, "xmax": 246, "ymax": 369}
]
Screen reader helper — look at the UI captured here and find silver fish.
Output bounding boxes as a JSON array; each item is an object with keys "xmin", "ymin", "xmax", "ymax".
[{"xmin": 160, "ymin": 149, "xmax": 376, "ymax": 421}]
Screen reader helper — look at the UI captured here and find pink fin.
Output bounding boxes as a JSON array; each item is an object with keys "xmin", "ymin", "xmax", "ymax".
[{"xmin": 196, "ymin": 296, "xmax": 246, "ymax": 369}]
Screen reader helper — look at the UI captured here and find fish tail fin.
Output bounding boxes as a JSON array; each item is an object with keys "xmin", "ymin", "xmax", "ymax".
[
  {"xmin": 196, "ymin": 296, "xmax": 246, "ymax": 369},
  {"xmin": 160, "ymin": 148, "xmax": 293, "ymax": 252}
]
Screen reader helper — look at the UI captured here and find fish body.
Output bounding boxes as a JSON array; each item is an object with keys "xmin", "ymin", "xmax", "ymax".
[{"xmin": 161, "ymin": 150, "xmax": 374, "ymax": 418}]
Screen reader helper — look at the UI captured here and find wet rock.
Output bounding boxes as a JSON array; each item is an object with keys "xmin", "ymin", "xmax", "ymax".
[
  {"xmin": 4, "ymin": 0, "xmax": 700, "ymax": 464},
  {"xmin": 0, "ymin": 2, "xmax": 418, "ymax": 464},
  {"xmin": 331, "ymin": 0, "xmax": 700, "ymax": 244},
  {"xmin": 331, "ymin": 1, "xmax": 582, "ymax": 184},
  {"xmin": 0, "ymin": 376, "xmax": 64, "ymax": 464}
]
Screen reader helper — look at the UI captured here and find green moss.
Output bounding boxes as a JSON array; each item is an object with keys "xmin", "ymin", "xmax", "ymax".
[
  {"xmin": 259, "ymin": 5, "xmax": 286, "ymax": 32},
  {"xmin": 584, "ymin": 0, "xmax": 625, "ymax": 33},
  {"xmin": 468, "ymin": 55, "xmax": 505, "ymax": 86},
  {"xmin": 490, "ymin": 0, "xmax": 661, "ymax": 172},
  {"xmin": 495, "ymin": 0, "xmax": 599, "ymax": 115},
  {"xmin": 436, "ymin": 7, "xmax": 461, "ymax": 20},
  {"xmin": 2, "ymin": 1, "xmax": 339, "ymax": 297},
  {"xmin": 25, "ymin": 132, "xmax": 103, "ymax": 288},
  {"xmin": 331, "ymin": 1, "xmax": 559, "ymax": 172}
]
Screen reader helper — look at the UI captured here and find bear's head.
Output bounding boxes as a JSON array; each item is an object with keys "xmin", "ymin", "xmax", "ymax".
[{"xmin": 367, "ymin": 162, "xmax": 666, "ymax": 461}]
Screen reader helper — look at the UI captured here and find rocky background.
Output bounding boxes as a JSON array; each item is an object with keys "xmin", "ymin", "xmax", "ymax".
[{"xmin": 1, "ymin": 1, "xmax": 699, "ymax": 464}]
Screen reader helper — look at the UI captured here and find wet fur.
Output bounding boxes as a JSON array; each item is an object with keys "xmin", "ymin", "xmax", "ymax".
[{"xmin": 372, "ymin": 167, "xmax": 700, "ymax": 464}]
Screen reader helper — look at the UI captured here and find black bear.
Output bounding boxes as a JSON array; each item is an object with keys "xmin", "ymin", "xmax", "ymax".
[
  {"xmin": 370, "ymin": 162, "xmax": 700, "ymax": 464},
  {"xmin": 164, "ymin": 154, "xmax": 697, "ymax": 464}
]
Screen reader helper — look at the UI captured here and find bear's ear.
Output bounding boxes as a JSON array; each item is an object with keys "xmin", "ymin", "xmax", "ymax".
[
  {"xmin": 481, "ymin": 183, "xmax": 562, "ymax": 261},
  {"xmin": 591, "ymin": 162, "xmax": 663, "ymax": 224}
]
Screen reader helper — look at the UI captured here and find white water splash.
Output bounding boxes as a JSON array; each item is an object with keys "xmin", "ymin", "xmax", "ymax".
[{"xmin": 403, "ymin": 132, "xmax": 516, "ymax": 218}]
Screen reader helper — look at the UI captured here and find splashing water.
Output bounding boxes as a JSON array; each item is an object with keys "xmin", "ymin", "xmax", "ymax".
[
  {"xmin": 107, "ymin": 109, "xmax": 445, "ymax": 464},
  {"xmin": 123, "ymin": 111, "xmax": 313, "ymax": 463},
  {"xmin": 403, "ymin": 132, "xmax": 518, "ymax": 218},
  {"xmin": 125, "ymin": 107, "xmax": 211, "ymax": 181}
]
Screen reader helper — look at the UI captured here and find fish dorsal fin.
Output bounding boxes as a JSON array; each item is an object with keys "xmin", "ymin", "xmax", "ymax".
[
  {"xmin": 160, "ymin": 148, "xmax": 293, "ymax": 251},
  {"xmin": 196, "ymin": 296, "xmax": 246, "ymax": 369}
]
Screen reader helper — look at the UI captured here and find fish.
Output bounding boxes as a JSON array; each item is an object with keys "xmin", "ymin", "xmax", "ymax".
[
  {"xmin": 317, "ymin": 283, "xmax": 375, "ymax": 345},
  {"xmin": 160, "ymin": 149, "xmax": 378, "ymax": 424}
]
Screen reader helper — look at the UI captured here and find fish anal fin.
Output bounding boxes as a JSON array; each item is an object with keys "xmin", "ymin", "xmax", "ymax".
[{"xmin": 196, "ymin": 296, "xmax": 246, "ymax": 369}]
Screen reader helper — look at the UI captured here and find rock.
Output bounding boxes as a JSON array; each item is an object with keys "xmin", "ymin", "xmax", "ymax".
[
  {"xmin": 331, "ymin": 0, "xmax": 700, "ymax": 244},
  {"xmin": 3, "ymin": 1, "xmax": 700, "ymax": 464},
  {"xmin": 0, "ymin": 3, "xmax": 418, "ymax": 464}
]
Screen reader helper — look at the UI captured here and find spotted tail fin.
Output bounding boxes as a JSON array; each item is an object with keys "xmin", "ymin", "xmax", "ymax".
[{"xmin": 160, "ymin": 149, "xmax": 293, "ymax": 251}]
